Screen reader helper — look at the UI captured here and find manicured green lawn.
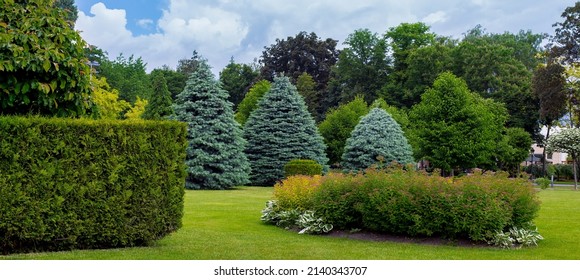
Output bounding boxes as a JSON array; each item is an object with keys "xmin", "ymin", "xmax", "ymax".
[{"xmin": 2, "ymin": 187, "xmax": 580, "ymax": 259}]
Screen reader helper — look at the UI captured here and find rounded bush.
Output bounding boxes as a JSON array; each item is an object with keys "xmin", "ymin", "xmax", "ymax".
[
  {"xmin": 284, "ymin": 159, "xmax": 323, "ymax": 177},
  {"xmin": 292, "ymin": 168, "xmax": 540, "ymax": 241}
]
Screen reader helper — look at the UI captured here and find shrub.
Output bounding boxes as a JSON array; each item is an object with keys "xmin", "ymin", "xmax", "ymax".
[
  {"xmin": 311, "ymin": 168, "xmax": 539, "ymax": 241},
  {"xmin": 310, "ymin": 172, "xmax": 366, "ymax": 229},
  {"xmin": 535, "ymin": 177, "xmax": 551, "ymax": 189},
  {"xmin": 554, "ymin": 164, "xmax": 574, "ymax": 181},
  {"xmin": 284, "ymin": 159, "xmax": 323, "ymax": 177},
  {"xmin": 0, "ymin": 116, "xmax": 187, "ymax": 254},
  {"xmin": 273, "ymin": 175, "xmax": 322, "ymax": 210}
]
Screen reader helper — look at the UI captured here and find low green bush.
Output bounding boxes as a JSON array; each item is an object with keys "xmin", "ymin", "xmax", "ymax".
[
  {"xmin": 271, "ymin": 168, "xmax": 541, "ymax": 242},
  {"xmin": 0, "ymin": 116, "xmax": 187, "ymax": 254},
  {"xmin": 553, "ymin": 164, "xmax": 574, "ymax": 181},
  {"xmin": 284, "ymin": 159, "xmax": 323, "ymax": 177}
]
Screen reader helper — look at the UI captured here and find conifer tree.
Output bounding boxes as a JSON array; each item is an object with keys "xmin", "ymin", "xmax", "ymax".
[
  {"xmin": 143, "ymin": 70, "xmax": 173, "ymax": 120},
  {"xmin": 171, "ymin": 60, "xmax": 250, "ymax": 189},
  {"xmin": 341, "ymin": 108, "xmax": 414, "ymax": 172},
  {"xmin": 243, "ymin": 76, "xmax": 328, "ymax": 186}
]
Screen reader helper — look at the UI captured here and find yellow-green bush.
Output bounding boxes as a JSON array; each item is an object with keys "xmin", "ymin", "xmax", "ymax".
[
  {"xmin": 271, "ymin": 168, "xmax": 541, "ymax": 242},
  {"xmin": 0, "ymin": 116, "xmax": 187, "ymax": 254},
  {"xmin": 273, "ymin": 175, "xmax": 322, "ymax": 210}
]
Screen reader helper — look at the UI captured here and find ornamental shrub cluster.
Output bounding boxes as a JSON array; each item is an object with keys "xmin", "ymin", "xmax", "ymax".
[
  {"xmin": 268, "ymin": 168, "xmax": 541, "ymax": 242},
  {"xmin": 0, "ymin": 116, "xmax": 187, "ymax": 254}
]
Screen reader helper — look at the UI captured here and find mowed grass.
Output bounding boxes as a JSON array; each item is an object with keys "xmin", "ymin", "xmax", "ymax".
[{"xmin": 2, "ymin": 187, "xmax": 580, "ymax": 260}]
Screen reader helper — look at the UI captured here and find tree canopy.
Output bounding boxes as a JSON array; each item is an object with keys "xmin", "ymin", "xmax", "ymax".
[
  {"xmin": 260, "ymin": 31, "xmax": 339, "ymax": 91},
  {"xmin": 409, "ymin": 72, "xmax": 507, "ymax": 175},
  {"xmin": 1, "ymin": 0, "xmax": 91, "ymax": 117}
]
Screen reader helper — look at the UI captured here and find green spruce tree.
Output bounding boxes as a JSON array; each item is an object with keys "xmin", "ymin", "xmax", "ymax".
[
  {"xmin": 341, "ymin": 108, "xmax": 414, "ymax": 172},
  {"xmin": 243, "ymin": 76, "xmax": 328, "ymax": 186},
  {"xmin": 143, "ymin": 70, "xmax": 173, "ymax": 120},
  {"xmin": 171, "ymin": 60, "xmax": 250, "ymax": 189}
]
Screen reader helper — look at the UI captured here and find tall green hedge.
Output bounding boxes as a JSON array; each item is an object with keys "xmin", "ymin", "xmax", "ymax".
[{"xmin": 0, "ymin": 116, "xmax": 187, "ymax": 254}]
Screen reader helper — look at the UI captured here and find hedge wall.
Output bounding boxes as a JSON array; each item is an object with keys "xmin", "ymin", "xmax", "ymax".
[{"xmin": 0, "ymin": 116, "xmax": 187, "ymax": 254}]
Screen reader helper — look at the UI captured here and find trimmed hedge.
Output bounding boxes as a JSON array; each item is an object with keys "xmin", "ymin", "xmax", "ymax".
[
  {"xmin": 272, "ymin": 168, "xmax": 541, "ymax": 242},
  {"xmin": 0, "ymin": 116, "xmax": 187, "ymax": 254},
  {"xmin": 284, "ymin": 159, "xmax": 323, "ymax": 177}
]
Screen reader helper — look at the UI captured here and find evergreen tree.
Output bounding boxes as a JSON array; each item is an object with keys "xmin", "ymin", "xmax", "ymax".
[
  {"xmin": 341, "ymin": 108, "xmax": 414, "ymax": 172},
  {"xmin": 143, "ymin": 70, "xmax": 173, "ymax": 120},
  {"xmin": 243, "ymin": 76, "xmax": 328, "ymax": 186},
  {"xmin": 172, "ymin": 60, "xmax": 250, "ymax": 190},
  {"xmin": 319, "ymin": 96, "xmax": 369, "ymax": 165}
]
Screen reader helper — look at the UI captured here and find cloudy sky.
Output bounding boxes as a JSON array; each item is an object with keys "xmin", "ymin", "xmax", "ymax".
[{"xmin": 75, "ymin": 0, "xmax": 575, "ymax": 74}]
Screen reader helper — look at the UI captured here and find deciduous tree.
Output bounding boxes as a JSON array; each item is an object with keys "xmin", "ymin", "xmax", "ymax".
[
  {"xmin": 1, "ymin": 0, "xmax": 91, "ymax": 117},
  {"xmin": 409, "ymin": 72, "xmax": 505, "ymax": 176},
  {"xmin": 319, "ymin": 96, "xmax": 369, "ymax": 165},
  {"xmin": 235, "ymin": 80, "xmax": 271, "ymax": 126},
  {"xmin": 547, "ymin": 128, "xmax": 580, "ymax": 189},
  {"xmin": 219, "ymin": 58, "xmax": 258, "ymax": 109}
]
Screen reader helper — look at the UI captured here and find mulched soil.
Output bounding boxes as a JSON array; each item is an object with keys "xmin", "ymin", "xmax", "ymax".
[{"xmin": 325, "ymin": 229, "xmax": 490, "ymax": 248}]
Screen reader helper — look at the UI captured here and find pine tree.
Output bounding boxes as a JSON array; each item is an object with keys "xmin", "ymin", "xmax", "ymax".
[
  {"xmin": 243, "ymin": 76, "xmax": 328, "ymax": 186},
  {"xmin": 143, "ymin": 71, "xmax": 173, "ymax": 120},
  {"xmin": 171, "ymin": 60, "xmax": 250, "ymax": 189},
  {"xmin": 341, "ymin": 108, "xmax": 414, "ymax": 172}
]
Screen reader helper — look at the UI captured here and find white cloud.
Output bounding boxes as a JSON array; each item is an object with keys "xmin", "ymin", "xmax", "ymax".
[
  {"xmin": 137, "ymin": 19, "xmax": 154, "ymax": 29},
  {"xmin": 423, "ymin": 11, "xmax": 448, "ymax": 25},
  {"xmin": 76, "ymin": 1, "xmax": 249, "ymax": 73},
  {"xmin": 75, "ymin": 0, "xmax": 572, "ymax": 74}
]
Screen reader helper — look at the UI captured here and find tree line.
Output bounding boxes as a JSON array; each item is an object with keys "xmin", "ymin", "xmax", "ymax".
[{"xmin": 3, "ymin": 0, "xmax": 580, "ymax": 179}]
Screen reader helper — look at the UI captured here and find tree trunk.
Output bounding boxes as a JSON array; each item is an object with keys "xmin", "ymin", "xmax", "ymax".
[
  {"xmin": 542, "ymin": 125, "xmax": 551, "ymax": 177},
  {"xmin": 574, "ymin": 156, "xmax": 578, "ymax": 191}
]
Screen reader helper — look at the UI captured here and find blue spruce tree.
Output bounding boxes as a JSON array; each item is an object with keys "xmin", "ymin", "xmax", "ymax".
[
  {"xmin": 243, "ymin": 76, "xmax": 328, "ymax": 186},
  {"xmin": 171, "ymin": 59, "xmax": 250, "ymax": 189},
  {"xmin": 341, "ymin": 108, "xmax": 414, "ymax": 172}
]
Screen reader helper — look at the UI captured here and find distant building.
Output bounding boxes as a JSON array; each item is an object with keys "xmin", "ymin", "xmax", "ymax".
[{"xmin": 523, "ymin": 126, "xmax": 570, "ymax": 166}]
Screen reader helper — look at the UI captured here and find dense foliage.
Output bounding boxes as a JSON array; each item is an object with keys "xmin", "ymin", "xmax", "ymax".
[
  {"xmin": 547, "ymin": 128, "xmax": 580, "ymax": 189},
  {"xmin": 219, "ymin": 58, "xmax": 258, "ymax": 109},
  {"xmin": 143, "ymin": 70, "xmax": 173, "ymax": 120},
  {"xmin": 269, "ymin": 168, "xmax": 540, "ymax": 242},
  {"xmin": 243, "ymin": 76, "xmax": 328, "ymax": 186},
  {"xmin": 172, "ymin": 60, "xmax": 250, "ymax": 190},
  {"xmin": 283, "ymin": 159, "xmax": 323, "ymax": 177},
  {"xmin": 410, "ymin": 72, "xmax": 507, "ymax": 175},
  {"xmin": 0, "ymin": 116, "xmax": 187, "ymax": 254},
  {"xmin": 342, "ymin": 108, "xmax": 414, "ymax": 172},
  {"xmin": 260, "ymin": 31, "xmax": 339, "ymax": 92},
  {"xmin": 235, "ymin": 80, "xmax": 271, "ymax": 125},
  {"xmin": 318, "ymin": 96, "xmax": 369, "ymax": 165},
  {"xmin": 1, "ymin": 0, "xmax": 92, "ymax": 117}
]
